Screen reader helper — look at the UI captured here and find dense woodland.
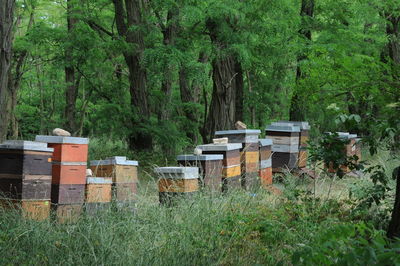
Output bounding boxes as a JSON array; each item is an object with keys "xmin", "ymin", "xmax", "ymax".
[
  {"xmin": 1, "ymin": 1, "xmax": 400, "ymax": 264},
  {"xmin": 0, "ymin": 0, "xmax": 398, "ymax": 154}
]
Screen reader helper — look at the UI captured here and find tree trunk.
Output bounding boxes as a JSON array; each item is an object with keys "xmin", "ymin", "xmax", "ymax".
[
  {"xmin": 159, "ymin": 9, "xmax": 178, "ymax": 121},
  {"xmin": 204, "ymin": 55, "xmax": 240, "ymax": 141},
  {"xmin": 289, "ymin": 0, "xmax": 314, "ymax": 121},
  {"xmin": 387, "ymin": 167, "xmax": 400, "ymax": 239},
  {"xmin": 113, "ymin": 0, "xmax": 152, "ymax": 150},
  {"xmin": 204, "ymin": 18, "xmax": 244, "ymax": 142},
  {"xmin": 64, "ymin": 0, "xmax": 79, "ymax": 135},
  {"xmin": 0, "ymin": 0, "xmax": 15, "ymax": 142}
]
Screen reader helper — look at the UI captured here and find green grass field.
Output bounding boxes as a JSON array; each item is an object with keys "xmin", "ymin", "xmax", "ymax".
[{"xmin": 1, "ymin": 149, "xmax": 400, "ymax": 265}]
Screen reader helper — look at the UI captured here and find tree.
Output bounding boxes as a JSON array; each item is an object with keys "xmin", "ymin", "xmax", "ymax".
[
  {"xmin": 289, "ymin": 0, "xmax": 314, "ymax": 121},
  {"xmin": 0, "ymin": 0, "xmax": 15, "ymax": 142},
  {"xmin": 113, "ymin": 0, "xmax": 152, "ymax": 150}
]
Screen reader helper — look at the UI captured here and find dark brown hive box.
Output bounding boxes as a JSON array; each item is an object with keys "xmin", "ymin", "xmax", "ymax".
[
  {"xmin": 0, "ymin": 141, "xmax": 53, "ymax": 177},
  {"xmin": 0, "ymin": 176, "xmax": 51, "ymax": 200},
  {"xmin": 51, "ymin": 184, "xmax": 85, "ymax": 204},
  {"xmin": 177, "ymin": 154, "xmax": 223, "ymax": 193}
]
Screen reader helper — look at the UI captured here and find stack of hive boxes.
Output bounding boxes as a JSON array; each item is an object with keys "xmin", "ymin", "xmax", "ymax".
[
  {"xmin": 35, "ymin": 135, "xmax": 88, "ymax": 223},
  {"xmin": 326, "ymin": 132, "xmax": 360, "ymax": 174},
  {"xmin": 258, "ymin": 139, "xmax": 273, "ymax": 188},
  {"xmin": 155, "ymin": 167, "xmax": 199, "ymax": 205},
  {"xmin": 177, "ymin": 154, "xmax": 223, "ymax": 194},
  {"xmin": 265, "ymin": 123, "xmax": 301, "ymax": 172},
  {"xmin": 196, "ymin": 143, "xmax": 242, "ymax": 191},
  {"xmin": 214, "ymin": 130, "xmax": 261, "ymax": 190},
  {"xmin": 85, "ymin": 177, "xmax": 112, "ymax": 215},
  {"xmin": 274, "ymin": 121, "xmax": 310, "ymax": 168},
  {"xmin": 90, "ymin": 156, "xmax": 138, "ymax": 210},
  {"xmin": 0, "ymin": 141, "xmax": 53, "ymax": 220}
]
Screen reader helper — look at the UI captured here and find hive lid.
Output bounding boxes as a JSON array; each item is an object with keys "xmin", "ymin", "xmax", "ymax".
[
  {"xmin": 196, "ymin": 143, "xmax": 242, "ymax": 151},
  {"xmin": 215, "ymin": 129, "xmax": 261, "ymax": 136},
  {"xmin": 53, "ymin": 162, "xmax": 87, "ymax": 166},
  {"xmin": 86, "ymin": 177, "xmax": 112, "ymax": 184},
  {"xmin": 0, "ymin": 140, "xmax": 54, "ymax": 152},
  {"xmin": 90, "ymin": 156, "xmax": 139, "ymax": 166},
  {"xmin": 265, "ymin": 124, "xmax": 301, "ymax": 133},
  {"xmin": 177, "ymin": 154, "xmax": 223, "ymax": 161},
  {"xmin": 35, "ymin": 135, "xmax": 89, "ymax": 144},
  {"xmin": 276, "ymin": 121, "xmax": 310, "ymax": 130},
  {"xmin": 259, "ymin": 139, "xmax": 273, "ymax": 147},
  {"xmin": 154, "ymin": 167, "xmax": 199, "ymax": 179}
]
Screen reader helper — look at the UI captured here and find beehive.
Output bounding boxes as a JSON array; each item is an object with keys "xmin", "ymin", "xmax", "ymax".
[
  {"xmin": 51, "ymin": 184, "xmax": 85, "ymax": 204},
  {"xmin": 0, "ymin": 199, "xmax": 51, "ymax": 221},
  {"xmin": 0, "ymin": 141, "xmax": 53, "ymax": 220},
  {"xmin": 85, "ymin": 177, "xmax": 112, "ymax": 203},
  {"xmin": 177, "ymin": 154, "xmax": 223, "ymax": 194},
  {"xmin": 90, "ymin": 157, "xmax": 138, "ymax": 183},
  {"xmin": 326, "ymin": 132, "xmax": 360, "ymax": 174},
  {"xmin": 90, "ymin": 156, "xmax": 139, "ymax": 205},
  {"xmin": 196, "ymin": 143, "xmax": 242, "ymax": 191},
  {"xmin": 155, "ymin": 167, "xmax": 199, "ymax": 205},
  {"xmin": 266, "ymin": 123, "xmax": 300, "ymax": 172},
  {"xmin": 259, "ymin": 139, "xmax": 273, "ymax": 187},
  {"xmin": 52, "ymin": 203, "xmax": 83, "ymax": 224},
  {"xmin": 214, "ymin": 130, "xmax": 261, "ymax": 190},
  {"xmin": 51, "ymin": 162, "xmax": 87, "ymax": 184},
  {"xmin": 35, "ymin": 136, "xmax": 89, "ymax": 162}
]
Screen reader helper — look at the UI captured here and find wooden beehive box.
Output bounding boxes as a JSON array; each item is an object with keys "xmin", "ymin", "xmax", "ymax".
[
  {"xmin": 155, "ymin": 167, "xmax": 199, "ymax": 205},
  {"xmin": 51, "ymin": 184, "xmax": 85, "ymax": 204},
  {"xmin": 177, "ymin": 154, "xmax": 223, "ymax": 193},
  {"xmin": 35, "ymin": 136, "xmax": 89, "ymax": 163},
  {"xmin": 52, "ymin": 162, "xmax": 87, "ymax": 184},
  {"xmin": 0, "ymin": 199, "xmax": 51, "ymax": 221},
  {"xmin": 196, "ymin": 143, "xmax": 243, "ymax": 191},
  {"xmin": 0, "ymin": 141, "xmax": 53, "ymax": 202},
  {"xmin": 112, "ymin": 183, "xmax": 137, "ymax": 202},
  {"xmin": 266, "ymin": 124, "xmax": 301, "ymax": 171},
  {"xmin": 90, "ymin": 156, "xmax": 139, "ymax": 183},
  {"xmin": 52, "ymin": 203, "xmax": 83, "ymax": 224},
  {"xmin": 85, "ymin": 177, "xmax": 112, "ymax": 203},
  {"xmin": 215, "ymin": 130, "xmax": 261, "ymax": 190}
]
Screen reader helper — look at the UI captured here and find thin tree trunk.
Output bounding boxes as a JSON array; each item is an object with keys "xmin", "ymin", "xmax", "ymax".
[
  {"xmin": 113, "ymin": 0, "xmax": 152, "ymax": 150},
  {"xmin": 159, "ymin": 9, "xmax": 178, "ymax": 121},
  {"xmin": 246, "ymin": 71, "xmax": 256, "ymax": 127},
  {"xmin": 289, "ymin": 0, "xmax": 314, "ymax": 121},
  {"xmin": 64, "ymin": 0, "xmax": 79, "ymax": 134},
  {"xmin": 0, "ymin": 0, "xmax": 15, "ymax": 142},
  {"xmin": 387, "ymin": 167, "xmax": 400, "ymax": 239}
]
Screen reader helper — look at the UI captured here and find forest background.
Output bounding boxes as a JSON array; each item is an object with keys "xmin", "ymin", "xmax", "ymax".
[{"xmin": 0, "ymin": 0, "xmax": 399, "ymax": 160}]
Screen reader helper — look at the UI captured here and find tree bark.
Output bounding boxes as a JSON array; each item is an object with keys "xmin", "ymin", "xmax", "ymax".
[
  {"xmin": 289, "ymin": 0, "xmax": 314, "ymax": 121},
  {"xmin": 113, "ymin": 0, "xmax": 152, "ymax": 150},
  {"xmin": 0, "ymin": 0, "xmax": 15, "ymax": 142},
  {"xmin": 203, "ymin": 18, "xmax": 244, "ymax": 142},
  {"xmin": 64, "ymin": 0, "xmax": 79, "ymax": 135},
  {"xmin": 159, "ymin": 9, "xmax": 178, "ymax": 121},
  {"xmin": 387, "ymin": 167, "xmax": 400, "ymax": 239}
]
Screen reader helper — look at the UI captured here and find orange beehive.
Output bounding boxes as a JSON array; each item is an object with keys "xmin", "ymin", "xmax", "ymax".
[
  {"xmin": 52, "ymin": 163, "xmax": 87, "ymax": 184},
  {"xmin": 260, "ymin": 168, "xmax": 273, "ymax": 187},
  {"xmin": 35, "ymin": 136, "xmax": 89, "ymax": 163}
]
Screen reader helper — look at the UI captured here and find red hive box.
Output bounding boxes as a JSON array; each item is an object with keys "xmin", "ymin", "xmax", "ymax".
[
  {"xmin": 51, "ymin": 162, "xmax": 87, "ymax": 184},
  {"xmin": 35, "ymin": 136, "xmax": 89, "ymax": 163}
]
